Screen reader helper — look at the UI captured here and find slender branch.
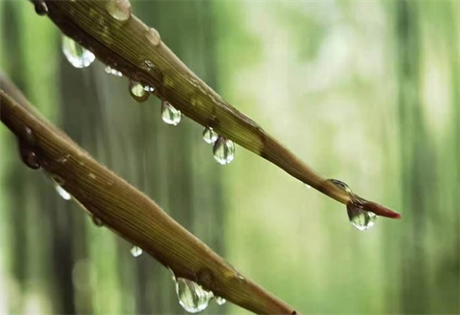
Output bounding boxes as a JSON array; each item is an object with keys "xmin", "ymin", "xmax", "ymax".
[
  {"xmin": 38, "ymin": 0, "xmax": 400, "ymax": 219},
  {"xmin": 0, "ymin": 82, "xmax": 298, "ymax": 315}
]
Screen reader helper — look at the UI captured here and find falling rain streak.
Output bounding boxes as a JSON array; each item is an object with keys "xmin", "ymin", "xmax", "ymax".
[
  {"xmin": 62, "ymin": 36, "xmax": 95, "ymax": 69},
  {"xmin": 161, "ymin": 101, "xmax": 182, "ymax": 126},
  {"xmin": 213, "ymin": 136, "xmax": 235, "ymax": 165},
  {"xmin": 327, "ymin": 179, "xmax": 377, "ymax": 231},
  {"xmin": 175, "ymin": 277, "xmax": 213, "ymax": 313}
]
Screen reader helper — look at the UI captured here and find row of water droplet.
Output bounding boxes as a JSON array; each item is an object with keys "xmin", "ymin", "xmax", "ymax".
[
  {"xmin": 61, "ymin": 35, "xmax": 235, "ymax": 166},
  {"xmin": 50, "ymin": 174, "xmax": 225, "ymax": 313}
]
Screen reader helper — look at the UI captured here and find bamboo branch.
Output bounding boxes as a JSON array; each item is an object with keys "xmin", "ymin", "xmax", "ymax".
[
  {"xmin": 0, "ymin": 81, "xmax": 298, "ymax": 315},
  {"xmin": 36, "ymin": 0, "xmax": 400, "ymax": 219}
]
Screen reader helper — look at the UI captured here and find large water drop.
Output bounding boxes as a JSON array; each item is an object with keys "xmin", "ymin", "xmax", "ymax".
[
  {"xmin": 212, "ymin": 137, "xmax": 235, "ymax": 165},
  {"xmin": 62, "ymin": 36, "xmax": 95, "ymax": 68},
  {"xmin": 129, "ymin": 81, "xmax": 150, "ymax": 102},
  {"xmin": 130, "ymin": 246, "xmax": 143, "ymax": 257},
  {"xmin": 175, "ymin": 277, "xmax": 213, "ymax": 313},
  {"xmin": 106, "ymin": 0, "xmax": 131, "ymax": 22},
  {"xmin": 202, "ymin": 127, "xmax": 218, "ymax": 144},
  {"xmin": 161, "ymin": 101, "xmax": 182, "ymax": 126},
  {"xmin": 347, "ymin": 202, "xmax": 377, "ymax": 231}
]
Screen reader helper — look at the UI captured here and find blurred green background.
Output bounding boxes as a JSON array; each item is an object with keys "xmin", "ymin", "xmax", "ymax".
[{"xmin": 0, "ymin": 0, "xmax": 459, "ymax": 314}]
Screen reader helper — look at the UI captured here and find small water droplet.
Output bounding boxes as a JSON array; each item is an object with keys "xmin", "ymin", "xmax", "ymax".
[
  {"xmin": 202, "ymin": 127, "xmax": 218, "ymax": 144},
  {"xmin": 144, "ymin": 85, "xmax": 155, "ymax": 93},
  {"xmin": 18, "ymin": 127, "xmax": 40, "ymax": 169},
  {"xmin": 129, "ymin": 80, "xmax": 150, "ymax": 102},
  {"xmin": 327, "ymin": 179, "xmax": 353, "ymax": 194},
  {"xmin": 215, "ymin": 296, "xmax": 226, "ymax": 306},
  {"xmin": 130, "ymin": 246, "xmax": 143, "ymax": 257},
  {"xmin": 305, "ymin": 184, "xmax": 311, "ymax": 189},
  {"xmin": 105, "ymin": 66, "xmax": 123, "ymax": 77},
  {"xmin": 212, "ymin": 137, "xmax": 235, "ymax": 165},
  {"xmin": 106, "ymin": 0, "xmax": 131, "ymax": 22},
  {"xmin": 347, "ymin": 202, "xmax": 377, "ymax": 231},
  {"xmin": 92, "ymin": 216, "xmax": 104, "ymax": 227},
  {"xmin": 161, "ymin": 101, "xmax": 182, "ymax": 126},
  {"xmin": 62, "ymin": 36, "xmax": 95, "ymax": 68},
  {"xmin": 57, "ymin": 154, "xmax": 69, "ymax": 164},
  {"xmin": 33, "ymin": 0, "xmax": 48, "ymax": 16},
  {"xmin": 140, "ymin": 59, "xmax": 155, "ymax": 73},
  {"xmin": 145, "ymin": 27, "xmax": 161, "ymax": 46},
  {"xmin": 175, "ymin": 277, "xmax": 213, "ymax": 313},
  {"xmin": 55, "ymin": 184, "xmax": 72, "ymax": 201},
  {"xmin": 19, "ymin": 142, "xmax": 40, "ymax": 170}
]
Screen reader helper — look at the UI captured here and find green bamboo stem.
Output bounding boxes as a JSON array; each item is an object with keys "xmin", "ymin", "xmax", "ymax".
[
  {"xmin": 38, "ymin": 0, "xmax": 400, "ymax": 219},
  {"xmin": 0, "ymin": 85, "xmax": 299, "ymax": 315}
]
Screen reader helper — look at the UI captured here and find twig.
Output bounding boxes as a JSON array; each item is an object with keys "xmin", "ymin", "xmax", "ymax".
[
  {"xmin": 0, "ymin": 82, "xmax": 298, "ymax": 315},
  {"xmin": 38, "ymin": 0, "xmax": 400, "ymax": 219}
]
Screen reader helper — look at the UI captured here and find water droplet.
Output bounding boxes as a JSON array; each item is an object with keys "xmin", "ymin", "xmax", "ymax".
[
  {"xmin": 145, "ymin": 27, "xmax": 161, "ymax": 46},
  {"xmin": 347, "ymin": 202, "xmax": 377, "ymax": 231},
  {"xmin": 305, "ymin": 184, "xmax": 311, "ymax": 189},
  {"xmin": 175, "ymin": 277, "xmax": 213, "ymax": 313},
  {"xmin": 57, "ymin": 154, "xmax": 70, "ymax": 164},
  {"xmin": 130, "ymin": 246, "xmax": 143, "ymax": 257},
  {"xmin": 33, "ymin": 0, "xmax": 48, "ymax": 16},
  {"xmin": 129, "ymin": 80, "xmax": 150, "ymax": 102},
  {"xmin": 161, "ymin": 101, "xmax": 182, "ymax": 126},
  {"xmin": 215, "ymin": 296, "xmax": 226, "ymax": 306},
  {"xmin": 62, "ymin": 36, "xmax": 95, "ymax": 68},
  {"xmin": 18, "ymin": 127, "xmax": 40, "ymax": 169},
  {"xmin": 19, "ymin": 142, "xmax": 40, "ymax": 170},
  {"xmin": 327, "ymin": 179, "xmax": 353, "ymax": 194},
  {"xmin": 106, "ymin": 0, "xmax": 131, "ymax": 22},
  {"xmin": 140, "ymin": 59, "xmax": 155, "ymax": 73},
  {"xmin": 202, "ymin": 127, "xmax": 218, "ymax": 144},
  {"xmin": 92, "ymin": 216, "xmax": 104, "ymax": 227},
  {"xmin": 105, "ymin": 66, "xmax": 123, "ymax": 77},
  {"xmin": 55, "ymin": 184, "xmax": 72, "ymax": 201},
  {"xmin": 212, "ymin": 137, "xmax": 235, "ymax": 165},
  {"xmin": 144, "ymin": 85, "xmax": 155, "ymax": 93}
]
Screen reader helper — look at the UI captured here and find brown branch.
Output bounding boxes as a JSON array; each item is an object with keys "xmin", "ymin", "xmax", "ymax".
[
  {"xmin": 0, "ymin": 81, "xmax": 298, "ymax": 315},
  {"xmin": 38, "ymin": 0, "xmax": 400, "ymax": 219}
]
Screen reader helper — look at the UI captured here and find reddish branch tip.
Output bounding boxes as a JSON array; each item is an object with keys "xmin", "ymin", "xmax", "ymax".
[{"xmin": 364, "ymin": 201, "xmax": 401, "ymax": 219}]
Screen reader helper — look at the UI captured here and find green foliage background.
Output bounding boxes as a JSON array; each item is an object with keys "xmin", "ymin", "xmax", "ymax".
[{"xmin": 0, "ymin": 0, "xmax": 459, "ymax": 314}]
